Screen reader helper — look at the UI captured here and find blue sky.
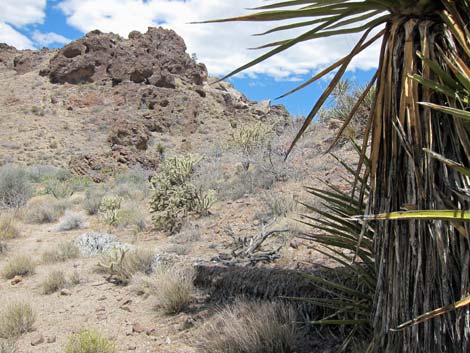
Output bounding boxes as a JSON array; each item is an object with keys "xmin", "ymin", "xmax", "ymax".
[{"xmin": 0, "ymin": 1, "xmax": 379, "ymax": 116}]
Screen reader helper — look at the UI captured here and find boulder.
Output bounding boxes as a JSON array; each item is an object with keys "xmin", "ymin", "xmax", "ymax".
[
  {"xmin": 108, "ymin": 120, "xmax": 150, "ymax": 150},
  {"xmin": 47, "ymin": 27, "xmax": 207, "ymax": 87}
]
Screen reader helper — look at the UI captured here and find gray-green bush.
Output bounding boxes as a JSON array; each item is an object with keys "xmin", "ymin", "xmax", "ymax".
[{"xmin": 0, "ymin": 165, "xmax": 32, "ymax": 208}]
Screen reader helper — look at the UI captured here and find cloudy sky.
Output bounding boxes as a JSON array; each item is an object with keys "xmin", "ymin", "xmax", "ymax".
[{"xmin": 0, "ymin": 0, "xmax": 381, "ymax": 116}]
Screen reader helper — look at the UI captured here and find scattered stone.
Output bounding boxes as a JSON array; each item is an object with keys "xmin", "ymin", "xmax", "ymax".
[
  {"xmin": 31, "ymin": 333, "xmax": 44, "ymax": 346},
  {"xmin": 10, "ymin": 275, "xmax": 23, "ymax": 285},
  {"xmin": 98, "ymin": 295, "xmax": 107, "ymax": 301},
  {"xmin": 46, "ymin": 336, "xmax": 56, "ymax": 344},
  {"xmin": 96, "ymin": 305, "xmax": 106, "ymax": 312},
  {"xmin": 125, "ymin": 326, "xmax": 133, "ymax": 336},
  {"xmin": 96, "ymin": 312, "xmax": 107, "ymax": 321},
  {"xmin": 60, "ymin": 289, "xmax": 72, "ymax": 296},
  {"xmin": 132, "ymin": 322, "xmax": 145, "ymax": 334},
  {"xmin": 127, "ymin": 345, "xmax": 137, "ymax": 350},
  {"xmin": 145, "ymin": 326, "xmax": 157, "ymax": 336}
]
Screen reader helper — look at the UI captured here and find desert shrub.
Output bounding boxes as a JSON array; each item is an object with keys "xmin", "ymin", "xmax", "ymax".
[
  {"xmin": 57, "ymin": 211, "xmax": 87, "ymax": 231},
  {"xmin": 154, "ymin": 266, "xmax": 194, "ymax": 314},
  {"xmin": 261, "ymin": 192, "xmax": 297, "ymax": 218},
  {"xmin": 149, "ymin": 155, "xmax": 216, "ymax": 233},
  {"xmin": 171, "ymin": 223, "xmax": 201, "ymax": 244},
  {"xmin": 0, "ymin": 216, "xmax": 20, "ymax": 240},
  {"xmin": 41, "ymin": 270, "xmax": 67, "ymax": 294},
  {"xmin": 42, "ymin": 241, "xmax": 79, "ymax": 264},
  {"xmin": 0, "ymin": 165, "xmax": 32, "ymax": 208},
  {"xmin": 163, "ymin": 244, "xmax": 190, "ymax": 256},
  {"xmin": 228, "ymin": 122, "xmax": 274, "ymax": 170},
  {"xmin": 65, "ymin": 329, "xmax": 116, "ymax": 353},
  {"xmin": 99, "ymin": 196, "xmax": 122, "ymax": 226},
  {"xmin": 0, "ymin": 339, "xmax": 16, "ymax": 353},
  {"xmin": 0, "ymin": 242, "xmax": 7, "ymax": 256},
  {"xmin": 318, "ymin": 79, "xmax": 373, "ymax": 138},
  {"xmin": 23, "ymin": 196, "xmax": 68, "ymax": 224},
  {"xmin": 70, "ymin": 271, "xmax": 81, "ymax": 286},
  {"xmin": 44, "ymin": 179, "xmax": 74, "ymax": 199},
  {"xmin": 67, "ymin": 176, "xmax": 93, "ymax": 192},
  {"xmin": 82, "ymin": 187, "xmax": 105, "ymax": 215},
  {"xmin": 199, "ymin": 300, "xmax": 297, "ymax": 353},
  {"xmin": 2, "ymin": 255, "xmax": 35, "ymax": 279},
  {"xmin": 115, "ymin": 207, "xmax": 146, "ymax": 230},
  {"xmin": 115, "ymin": 168, "xmax": 151, "ymax": 198},
  {"xmin": 96, "ymin": 248, "xmax": 155, "ymax": 285},
  {"xmin": 0, "ymin": 302, "xmax": 35, "ymax": 338},
  {"xmin": 26, "ymin": 165, "xmax": 71, "ymax": 183}
]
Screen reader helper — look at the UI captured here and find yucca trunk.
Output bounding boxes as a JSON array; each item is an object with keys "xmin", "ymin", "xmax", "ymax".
[{"xmin": 370, "ymin": 16, "xmax": 470, "ymax": 353}]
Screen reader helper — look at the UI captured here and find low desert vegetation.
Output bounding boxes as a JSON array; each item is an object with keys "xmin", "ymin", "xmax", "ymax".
[
  {"xmin": 0, "ymin": 302, "xmax": 35, "ymax": 338},
  {"xmin": 65, "ymin": 329, "xmax": 116, "ymax": 353},
  {"xmin": 199, "ymin": 300, "xmax": 297, "ymax": 353},
  {"xmin": 96, "ymin": 248, "xmax": 155, "ymax": 285},
  {"xmin": 82, "ymin": 187, "xmax": 104, "ymax": 215},
  {"xmin": 23, "ymin": 195, "xmax": 68, "ymax": 224},
  {"xmin": 149, "ymin": 154, "xmax": 216, "ymax": 233},
  {"xmin": 2, "ymin": 255, "xmax": 36, "ymax": 279},
  {"xmin": 153, "ymin": 265, "xmax": 194, "ymax": 314},
  {"xmin": 0, "ymin": 216, "xmax": 20, "ymax": 241},
  {"xmin": 0, "ymin": 339, "xmax": 16, "ymax": 353},
  {"xmin": 0, "ymin": 164, "xmax": 32, "ymax": 208},
  {"xmin": 41, "ymin": 270, "xmax": 67, "ymax": 294},
  {"xmin": 41, "ymin": 241, "xmax": 80, "ymax": 264},
  {"xmin": 0, "ymin": 242, "xmax": 7, "ymax": 256},
  {"xmin": 57, "ymin": 211, "xmax": 87, "ymax": 231},
  {"xmin": 99, "ymin": 196, "xmax": 122, "ymax": 226}
]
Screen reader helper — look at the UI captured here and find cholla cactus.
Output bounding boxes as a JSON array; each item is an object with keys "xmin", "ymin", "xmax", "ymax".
[
  {"xmin": 149, "ymin": 155, "xmax": 215, "ymax": 233},
  {"xmin": 228, "ymin": 122, "xmax": 274, "ymax": 170},
  {"xmin": 99, "ymin": 196, "xmax": 122, "ymax": 226}
]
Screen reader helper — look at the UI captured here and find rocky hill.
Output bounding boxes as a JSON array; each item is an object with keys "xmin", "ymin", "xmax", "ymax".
[
  {"xmin": 0, "ymin": 27, "xmax": 291, "ymax": 182},
  {"xmin": 0, "ymin": 27, "xmax": 360, "ymax": 353}
]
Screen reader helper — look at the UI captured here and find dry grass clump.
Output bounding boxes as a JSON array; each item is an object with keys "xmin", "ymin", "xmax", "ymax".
[
  {"xmin": 0, "ymin": 164, "xmax": 32, "ymax": 208},
  {"xmin": 57, "ymin": 211, "xmax": 87, "ymax": 231},
  {"xmin": 0, "ymin": 302, "xmax": 35, "ymax": 339},
  {"xmin": 199, "ymin": 300, "xmax": 297, "ymax": 353},
  {"xmin": 0, "ymin": 339, "xmax": 16, "ymax": 353},
  {"xmin": 0, "ymin": 242, "xmax": 7, "ymax": 256},
  {"xmin": 96, "ymin": 248, "xmax": 155, "ymax": 285},
  {"xmin": 23, "ymin": 196, "xmax": 68, "ymax": 224},
  {"xmin": 65, "ymin": 329, "xmax": 116, "ymax": 353},
  {"xmin": 0, "ymin": 216, "xmax": 20, "ymax": 241},
  {"xmin": 2, "ymin": 255, "xmax": 35, "ymax": 279},
  {"xmin": 41, "ymin": 241, "xmax": 80, "ymax": 264},
  {"xmin": 41, "ymin": 270, "xmax": 67, "ymax": 294},
  {"xmin": 154, "ymin": 266, "xmax": 194, "ymax": 314}
]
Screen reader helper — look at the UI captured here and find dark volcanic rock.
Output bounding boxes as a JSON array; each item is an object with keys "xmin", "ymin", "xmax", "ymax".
[
  {"xmin": 108, "ymin": 120, "xmax": 150, "ymax": 150},
  {"xmin": 13, "ymin": 49, "xmax": 50, "ymax": 74},
  {"xmin": 0, "ymin": 43, "xmax": 19, "ymax": 69},
  {"xmin": 47, "ymin": 27, "xmax": 207, "ymax": 87}
]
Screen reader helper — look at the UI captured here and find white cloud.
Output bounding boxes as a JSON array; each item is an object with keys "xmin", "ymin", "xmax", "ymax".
[
  {"xmin": 0, "ymin": 0, "xmax": 46, "ymax": 27},
  {"xmin": 57, "ymin": 0, "xmax": 381, "ymax": 80},
  {"xmin": 32, "ymin": 31, "xmax": 71, "ymax": 47},
  {"xmin": 0, "ymin": 22, "xmax": 34, "ymax": 49}
]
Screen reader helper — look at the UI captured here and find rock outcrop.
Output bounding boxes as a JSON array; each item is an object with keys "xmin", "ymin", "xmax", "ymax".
[{"xmin": 43, "ymin": 27, "xmax": 207, "ymax": 87}]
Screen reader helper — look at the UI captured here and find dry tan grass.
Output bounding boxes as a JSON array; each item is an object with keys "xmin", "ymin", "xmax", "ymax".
[
  {"xmin": 0, "ymin": 216, "xmax": 20, "ymax": 241},
  {"xmin": 41, "ymin": 270, "xmax": 67, "ymax": 294},
  {"xmin": 0, "ymin": 302, "xmax": 35, "ymax": 339},
  {"xmin": 22, "ymin": 195, "xmax": 68, "ymax": 224},
  {"xmin": 199, "ymin": 300, "xmax": 297, "ymax": 353},
  {"xmin": 41, "ymin": 241, "xmax": 79, "ymax": 264},
  {"xmin": 2, "ymin": 255, "xmax": 35, "ymax": 279},
  {"xmin": 154, "ymin": 266, "xmax": 194, "ymax": 314}
]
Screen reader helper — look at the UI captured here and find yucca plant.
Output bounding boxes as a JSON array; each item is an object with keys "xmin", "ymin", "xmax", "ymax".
[
  {"xmin": 198, "ymin": 1, "xmax": 470, "ymax": 352},
  {"xmin": 297, "ymin": 152, "xmax": 375, "ymax": 351}
]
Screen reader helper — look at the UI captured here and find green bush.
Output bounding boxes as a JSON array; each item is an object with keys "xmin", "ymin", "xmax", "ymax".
[
  {"xmin": 99, "ymin": 196, "xmax": 122, "ymax": 226},
  {"xmin": 83, "ymin": 187, "xmax": 105, "ymax": 215},
  {"xmin": 149, "ymin": 155, "xmax": 215, "ymax": 233},
  {"xmin": 0, "ymin": 302, "xmax": 35, "ymax": 339},
  {"xmin": 65, "ymin": 329, "xmax": 116, "ymax": 353},
  {"xmin": 0, "ymin": 165, "xmax": 32, "ymax": 208}
]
